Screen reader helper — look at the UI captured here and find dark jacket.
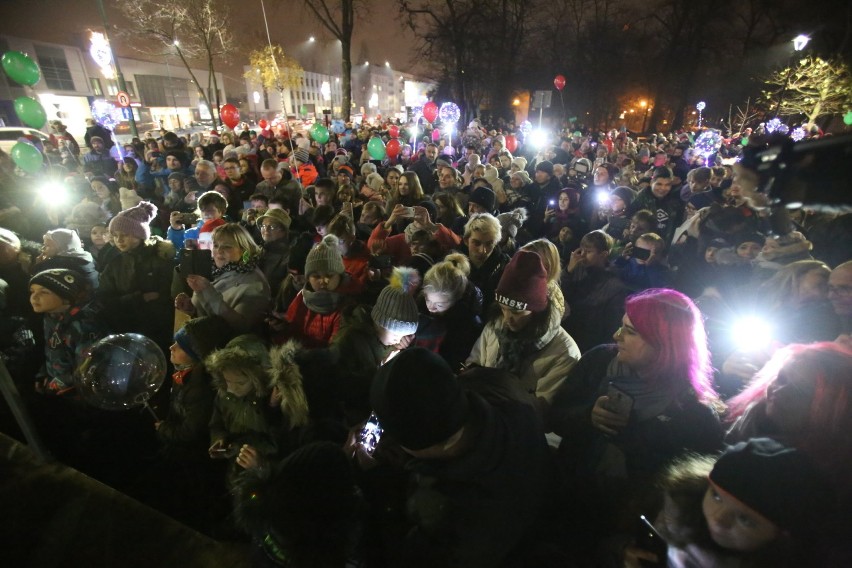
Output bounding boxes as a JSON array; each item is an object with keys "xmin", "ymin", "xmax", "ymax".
[
  {"xmin": 414, "ymin": 281, "xmax": 483, "ymax": 371},
  {"xmin": 409, "ymin": 156, "xmax": 437, "ymax": 194},
  {"xmin": 459, "ymin": 245, "xmax": 510, "ymax": 313},
  {"xmin": 628, "ymin": 187, "xmax": 685, "ymax": 244},
  {"xmin": 97, "ymin": 238, "xmax": 175, "ymax": 348},
  {"xmin": 157, "ymin": 365, "xmax": 216, "ymax": 459},
  {"xmin": 38, "ymin": 300, "xmax": 109, "ymax": 388},
  {"xmin": 258, "ymin": 238, "xmax": 290, "ymax": 295},
  {"xmin": 561, "ymin": 265, "xmax": 628, "ymax": 354}
]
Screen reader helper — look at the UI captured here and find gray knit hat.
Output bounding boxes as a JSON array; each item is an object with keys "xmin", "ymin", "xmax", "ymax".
[
  {"xmin": 371, "ymin": 267, "xmax": 419, "ymax": 335},
  {"xmin": 304, "ymin": 234, "xmax": 345, "ymax": 276},
  {"xmin": 45, "ymin": 228, "xmax": 83, "ymax": 254},
  {"xmin": 294, "ymin": 148, "xmax": 310, "ymax": 164}
]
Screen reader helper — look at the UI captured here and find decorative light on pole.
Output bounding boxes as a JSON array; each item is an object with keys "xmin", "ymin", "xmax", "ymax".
[
  {"xmin": 793, "ymin": 34, "xmax": 810, "ymax": 51},
  {"xmin": 776, "ymin": 35, "xmax": 811, "ymax": 117},
  {"xmin": 640, "ymin": 100, "xmax": 649, "ymax": 133},
  {"xmin": 696, "ymin": 101, "xmax": 706, "ymax": 128}
]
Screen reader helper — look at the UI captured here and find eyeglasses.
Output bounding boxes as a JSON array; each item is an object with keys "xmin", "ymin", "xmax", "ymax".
[{"xmin": 260, "ymin": 224, "xmax": 282, "ymax": 231}]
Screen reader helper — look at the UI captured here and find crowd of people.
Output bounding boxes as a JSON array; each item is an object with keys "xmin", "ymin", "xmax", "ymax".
[{"xmin": 0, "ymin": 116, "xmax": 851, "ymax": 567}]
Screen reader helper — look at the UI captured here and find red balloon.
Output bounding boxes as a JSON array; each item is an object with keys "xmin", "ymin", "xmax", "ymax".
[
  {"xmin": 553, "ymin": 74, "xmax": 566, "ymax": 91},
  {"xmin": 388, "ymin": 124, "xmax": 400, "ymax": 138},
  {"xmin": 220, "ymin": 104, "xmax": 240, "ymax": 129},
  {"xmin": 386, "ymin": 138, "xmax": 401, "ymax": 159},
  {"xmin": 423, "ymin": 101, "xmax": 439, "ymax": 124},
  {"xmin": 505, "ymin": 134, "xmax": 518, "ymax": 153},
  {"xmin": 258, "ymin": 119, "xmax": 268, "ymax": 129}
]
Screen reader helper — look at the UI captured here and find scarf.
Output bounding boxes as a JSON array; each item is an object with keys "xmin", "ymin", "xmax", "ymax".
[
  {"xmin": 494, "ymin": 309, "xmax": 554, "ymax": 375},
  {"xmin": 301, "ymin": 286, "xmax": 343, "ymax": 315},
  {"xmin": 604, "ymin": 356, "xmax": 677, "ymax": 422},
  {"xmin": 172, "ymin": 366, "xmax": 192, "ymax": 386},
  {"xmin": 211, "ymin": 258, "xmax": 258, "ymax": 280}
]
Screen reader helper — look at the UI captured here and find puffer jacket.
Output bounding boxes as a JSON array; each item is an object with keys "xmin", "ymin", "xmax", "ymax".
[
  {"xmin": 156, "ymin": 365, "xmax": 215, "ymax": 458},
  {"xmin": 466, "ymin": 299, "xmax": 581, "ymax": 402},
  {"xmin": 192, "ymin": 268, "xmax": 271, "ymax": 334},
  {"xmin": 39, "ymin": 300, "xmax": 109, "ymax": 389}
]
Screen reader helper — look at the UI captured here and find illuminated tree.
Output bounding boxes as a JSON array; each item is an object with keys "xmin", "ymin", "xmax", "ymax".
[
  {"xmin": 244, "ymin": 45, "xmax": 304, "ymax": 114},
  {"xmin": 117, "ymin": 0, "xmax": 233, "ymax": 128},
  {"xmin": 762, "ymin": 57, "xmax": 852, "ymax": 124}
]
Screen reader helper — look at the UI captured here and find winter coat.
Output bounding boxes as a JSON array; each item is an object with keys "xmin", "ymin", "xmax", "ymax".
[
  {"xmin": 549, "ymin": 345, "xmax": 723, "ymax": 533},
  {"xmin": 192, "ymin": 268, "xmax": 271, "ymax": 334},
  {"xmin": 561, "ymin": 265, "xmax": 628, "ymax": 354},
  {"xmin": 613, "ymin": 256, "xmax": 672, "ymax": 292},
  {"xmin": 368, "ymin": 222, "xmax": 461, "ymax": 266},
  {"xmin": 38, "ymin": 300, "xmax": 109, "ymax": 388},
  {"xmin": 466, "ymin": 299, "xmax": 581, "ymax": 403},
  {"xmin": 258, "ymin": 238, "xmax": 290, "ymax": 295},
  {"xmin": 382, "ymin": 367, "xmax": 554, "ymax": 568},
  {"xmin": 414, "ymin": 281, "xmax": 483, "ymax": 371},
  {"xmin": 97, "ymin": 238, "xmax": 175, "ymax": 347},
  {"xmin": 156, "ymin": 365, "xmax": 216, "ymax": 459},
  {"xmin": 460, "ymin": 245, "xmax": 510, "ymax": 313},
  {"xmin": 280, "ymin": 289, "xmax": 344, "ymax": 349},
  {"xmin": 628, "ymin": 188, "xmax": 685, "ymax": 245}
]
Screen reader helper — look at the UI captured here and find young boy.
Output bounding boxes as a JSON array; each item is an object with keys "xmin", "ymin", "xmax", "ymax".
[{"xmin": 30, "ymin": 268, "xmax": 108, "ymax": 394}]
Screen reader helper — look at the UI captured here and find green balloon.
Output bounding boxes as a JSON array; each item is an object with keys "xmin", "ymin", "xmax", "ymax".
[
  {"xmin": 1, "ymin": 50, "xmax": 41, "ymax": 86},
  {"xmin": 367, "ymin": 136, "xmax": 386, "ymax": 160},
  {"xmin": 10, "ymin": 141, "xmax": 43, "ymax": 174},
  {"xmin": 310, "ymin": 122, "xmax": 330, "ymax": 144},
  {"xmin": 14, "ymin": 96, "xmax": 46, "ymax": 128},
  {"xmin": 844, "ymin": 111, "xmax": 852, "ymax": 126},
  {"xmin": 573, "ymin": 131, "xmax": 582, "ymax": 137},
  {"xmin": 740, "ymin": 137, "xmax": 749, "ymax": 146}
]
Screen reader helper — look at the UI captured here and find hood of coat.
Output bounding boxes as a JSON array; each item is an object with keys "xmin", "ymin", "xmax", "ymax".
[{"xmin": 206, "ymin": 334, "xmax": 270, "ymax": 398}]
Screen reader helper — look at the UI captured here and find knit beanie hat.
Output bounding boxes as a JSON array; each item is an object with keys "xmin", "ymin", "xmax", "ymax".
[
  {"xmin": 734, "ymin": 231, "xmax": 764, "ymax": 248},
  {"xmin": 371, "ymin": 267, "xmax": 419, "ymax": 335},
  {"xmin": 108, "ymin": 201, "xmax": 157, "ymax": 241},
  {"xmin": 361, "ymin": 162, "xmax": 377, "ymax": 176},
  {"xmin": 174, "ymin": 315, "xmax": 235, "ymax": 362},
  {"xmin": 119, "ymin": 187, "xmax": 143, "ymax": 211},
  {"xmin": 30, "ymin": 268, "xmax": 84, "ymax": 304},
  {"xmin": 483, "ymin": 163, "xmax": 500, "ymax": 185},
  {"xmin": 535, "ymin": 160, "xmax": 554, "ymax": 176},
  {"xmin": 168, "ymin": 171, "xmax": 186, "ymax": 183},
  {"xmin": 638, "ymin": 147, "xmax": 650, "ymax": 158},
  {"xmin": 45, "ymin": 228, "xmax": 83, "ymax": 254},
  {"xmin": 709, "ymin": 438, "xmax": 833, "ymax": 537},
  {"xmin": 0, "ymin": 227, "xmax": 21, "ymax": 250},
  {"xmin": 337, "ymin": 164, "xmax": 354, "ymax": 179},
  {"xmin": 611, "ymin": 186, "xmax": 636, "ymax": 208},
  {"xmin": 469, "ymin": 186, "xmax": 496, "ymax": 212},
  {"xmin": 511, "ymin": 170, "xmax": 532, "ymax": 185},
  {"xmin": 294, "ymin": 148, "xmax": 310, "ymax": 164},
  {"xmin": 370, "ymin": 347, "xmax": 470, "ymax": 450},
  {"xmin": 496, "ymin": 207, "xmax": 528, "ymax": 239},
  {"xmin": 305, "ymin": 234, "xmax": 345, "ymax": 276},
  {"xmin": 495, "ymin": 250, "xmax": 548, "ymax": 312},
  {"xmin": 512, "ymin": 156, "xmax": 527, "ymax": 171}
]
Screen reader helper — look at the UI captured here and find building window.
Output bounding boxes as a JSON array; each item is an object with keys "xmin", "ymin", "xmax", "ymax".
[
  {"xmin": 90, "ymin": 78, "xmax": 103, "ymax": 96},
  {"xmin": 125, "ymin": 81, "xmax": 136, "ymax": 96},
  {"xmin": 35, "ymin": 45, "xmax": 75, "ymax": 91},
  {"xmin": 106, "ymin": 80, "xmax": 119, "ymax": 96}
]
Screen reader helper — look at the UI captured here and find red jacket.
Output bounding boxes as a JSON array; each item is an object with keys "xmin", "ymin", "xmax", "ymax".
[
  {"xmin": 280, "ymin": 291, "xmax": 342, "ymax": 348},
  {"xmin": 368, "ymin": 223, "xmax": 461, "ymax": 266}
]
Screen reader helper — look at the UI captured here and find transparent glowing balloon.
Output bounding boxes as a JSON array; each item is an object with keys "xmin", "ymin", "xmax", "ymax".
[
  {"xmin": 438, "ymin": 102, "xmax": 460, "ymax": 125},
  {"xmin": 75, "ymin": 334, "xmax": 167, "ymax": 411}
]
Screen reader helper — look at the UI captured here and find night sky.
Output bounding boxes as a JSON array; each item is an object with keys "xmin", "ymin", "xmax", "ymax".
[{"xmin": 0, "ymin": 0, "xmax": 421, "ymax": 96}]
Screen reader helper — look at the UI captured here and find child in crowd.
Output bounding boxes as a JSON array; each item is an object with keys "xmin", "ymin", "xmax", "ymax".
[
  {"xmin": 87, "ymin": 223, "xmax": 119, "ymax": 272},
  {"xmin": 30, "ymin": 268, "xmax": 108, "ymax": 394},
  {"xmin": 168, "ymin": 190, "xmax": 228, "ymax": 252}
]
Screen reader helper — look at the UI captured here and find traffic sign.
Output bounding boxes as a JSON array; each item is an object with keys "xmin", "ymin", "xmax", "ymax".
[
  {"xmin": 120, "ymin": 107, "xmax": 132, "ymax": 120},
  {"xmin": 117, "ymin": 91, "xmax": 131, "ymax": 107}
]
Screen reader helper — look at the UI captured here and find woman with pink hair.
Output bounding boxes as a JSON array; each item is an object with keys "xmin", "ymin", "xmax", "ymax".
[
  {"xmin": 726, "ymin": 342, "xmax": 852, "ymax": 505},
  {"xmin": 548, "ymin": 288, "xmax": 724, "ymax": 548}
]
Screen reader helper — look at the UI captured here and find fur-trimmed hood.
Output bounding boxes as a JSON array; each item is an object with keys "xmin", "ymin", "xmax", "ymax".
[
  {"xmin": 269, "ymin": 340, "xmax": 310, "ymax": 429},
  {"xmin": 206, "ymin": 334, "xmax": 271, "ymax": 397}
]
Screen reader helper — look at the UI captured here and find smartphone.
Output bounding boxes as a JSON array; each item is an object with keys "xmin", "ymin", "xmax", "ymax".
[
  {"xmin": 632, "ymin": 247, "xmax": 652, "ymax": 261},
  {"xmin": 180, "ymin": 248, "xmax": 213, "ymax": 280},
  {"xmin": 359, "ymin": 412, "xmax": 383, "ymax": 456},
  {"xmin": 635, "ymin": 515, "xmax": 667, "ymax": 567},
  {"xmin": 369, "ymin": 254, "xmax": 393, "ymax": 270},
  {"xmin": 210, "ymin": 446, "xmax": 232, "ymax": 459},
  {"xmin": 403, "ymin": 206, "xmax": 416, "ymax": 218},
  {"xmin": 604, "ymin": 383, "xmax": 634, "ymax": 419},
  {"xmin": 548, "ymin": 199, "xmax": 556, "ymax": 207}
]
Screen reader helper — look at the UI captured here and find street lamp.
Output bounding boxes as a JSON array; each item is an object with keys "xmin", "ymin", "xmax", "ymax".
[
  {"xmin": 776, "ymin": 34, "xmax": 812, "ymax": 117},
  {"xmin": 639, "ymin": 100, "xmax": 650, "ymax": 133}
]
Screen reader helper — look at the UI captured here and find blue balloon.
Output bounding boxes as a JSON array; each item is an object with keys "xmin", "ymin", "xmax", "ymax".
[{"xmin": 331, "ymin": 119, "xmax": 345, "ymax": 134}]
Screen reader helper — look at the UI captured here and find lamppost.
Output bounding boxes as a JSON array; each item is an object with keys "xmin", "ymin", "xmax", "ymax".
[
  {"xmin": 775, "ymin": 34, "xmax": 810, "ymax": 118},
  {"xmin": 95, "ymin": 0, "xmax": 138, "ymax": 137},
  {"xmin": 640, "ymin": 100, "xmax": 649, "ymax": 133}
]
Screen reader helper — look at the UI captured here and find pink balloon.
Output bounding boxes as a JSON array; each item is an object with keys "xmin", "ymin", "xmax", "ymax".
[
  {"xmin": 388, "ymin": 124, "xmax": 400, "ymax": 138},
  {"xmin": 423, "ymin": 101, "xmax": 438, "ymax": 124},
  {"xmin": 431, "ymin": 129, "xmax": 441, "ymax": 142},
  {"xmin": 553, "ymin": 74, "xmax": 566, "ymax": 91},
  {"xmin": 386, "ymin": 138, "xmax": 401, "ymax": 159}
]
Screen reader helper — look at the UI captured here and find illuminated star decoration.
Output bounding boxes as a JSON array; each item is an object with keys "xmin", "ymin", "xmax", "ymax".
[
  {"xmin": 694, "ymin": 130, "xmax": 723, "ymax": 164},
  {"xmin": 91, "ymin": 99, "xmax": 121, "ymax": 130},
  {"xmin": 438, "ymin": 102, "xmax": 460, "ymax": 125},
  {"xmin": 696, "ymin": 101, "xmax": 706, "ymax": 128},
  {"xmin": 790, "ymin": 127, "xmax": 807, "ymax": 141}
]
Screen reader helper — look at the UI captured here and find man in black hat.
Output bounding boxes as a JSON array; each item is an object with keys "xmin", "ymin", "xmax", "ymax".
[{"xmin": 363, "ymin": 348, "xmax": 553, "ymax": 567}]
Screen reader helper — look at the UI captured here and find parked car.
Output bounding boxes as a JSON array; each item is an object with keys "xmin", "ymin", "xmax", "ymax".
[{"xmin": 0, "ymin": 127, "xmax": 51, "ymax": 155}]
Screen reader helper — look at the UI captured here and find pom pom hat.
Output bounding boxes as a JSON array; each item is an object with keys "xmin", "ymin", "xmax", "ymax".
[
  {"xmin": 372, "ymin": 267, "xmax": 419, "ymax": 335},
  {"xmin": 109, "ymin": 201, "xmax": 157, "ymax": 240}
]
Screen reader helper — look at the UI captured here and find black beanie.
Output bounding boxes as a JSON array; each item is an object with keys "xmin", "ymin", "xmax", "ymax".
[
  {"xmin": 370, "ymin": 347, "xmax": 470, "ymax": 451},
  {"xmin": 709, "ymin": 438, "xmax": 833, "ymax": 537},
  {"xmin": 469, "ymin": 186, "xmax": 496, "ymax": 212},
  {"xmin": 30, "ymin": 269, "xmax": 84, "ymax": 304}
]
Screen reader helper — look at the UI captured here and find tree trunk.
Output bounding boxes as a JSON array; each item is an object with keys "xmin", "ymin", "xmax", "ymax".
[
  {"xmin": 175, "ymin": 47, "xmax": 217, "ymax": 129},
  {"xmin": 210, "ymin": 52, "xmax": 222, "ymax": 126},
  {"xmin": 341, "ymin": 38, "xmax": 352, "ymax": 121}
]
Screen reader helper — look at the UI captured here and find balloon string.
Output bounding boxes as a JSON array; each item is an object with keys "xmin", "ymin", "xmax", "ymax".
[{"xmin": 142, "ymin": 401, "xmax": 159, "ymax": 422}]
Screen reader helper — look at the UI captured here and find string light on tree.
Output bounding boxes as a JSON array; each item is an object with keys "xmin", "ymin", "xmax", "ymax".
[
  {"xmin": 790, "ymin": 127, "xmax": 807, "ymax": 141},
  {"xmin": 696, "ymin": 101, "xmax": 706, "ymax": 128},
  {"xmin": 765, "ymin": 117, "xmax": 789, "ymax": 134}
]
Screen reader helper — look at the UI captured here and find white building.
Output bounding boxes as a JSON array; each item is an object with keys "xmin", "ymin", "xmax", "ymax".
[{"xmin": 0, "ymin": 33, "xmax": 225, "ymax": 141}]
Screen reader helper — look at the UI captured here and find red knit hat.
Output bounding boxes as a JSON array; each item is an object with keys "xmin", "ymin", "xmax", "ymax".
[{"xmin": 494, "ymin": 250, "xmax": 547, "ymax": 312}]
